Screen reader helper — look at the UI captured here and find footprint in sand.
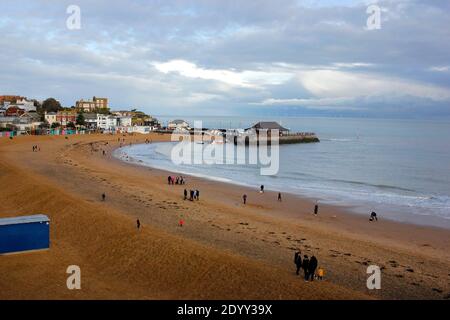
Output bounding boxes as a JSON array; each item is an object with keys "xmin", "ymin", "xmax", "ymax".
[
  {"xmin": 389, "ymin": 260, "xmax": 399, "ymax": 268},
  {"xmin": 432, "ymin": 288, "xmax": 443, "ymax": 293}
]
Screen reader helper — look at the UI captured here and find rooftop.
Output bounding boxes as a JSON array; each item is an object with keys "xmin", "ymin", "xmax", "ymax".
[
  {"xmin": 169, "ymin": 119, "xmax": 187, "ymax": 124},
  {"xmin": 249, "ymin": 121, "xmax": 289, "ymax": 131},
  {"xmin": 0, "ymin": 214, "xmax": 49, "ymax": 226}
]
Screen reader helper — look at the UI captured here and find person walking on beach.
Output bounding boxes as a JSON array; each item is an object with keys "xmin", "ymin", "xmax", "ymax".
[
  {"xmin": 294, "ymin": 250, "xmax": 302, "ymax": 276},
  {"xmin": 314, "ymin": 202, "xmax": 319, "ymax": 215},
  {"xmin": 302, "ymin": 255, "xmax": 310, "ymax": 282},
  {"xmin": 243, "ymin": 194, "xmax": 247, "ymax": 205},
  {"xmin": 308, "ymin": 255, "xmax": 318, "ymax": 281},
  {"xmin": 190, "ymin": 190, "xmax": 194, "ymax": 201},
  {"xmin": 102, "ymin": 193, "xmax": 106, "ymax": 201},
  {"xmin": 168, "ymin": 176, "xmax": 172, "ymax": 185},
  {"xmin": 278, "ymin": 192, "xmax": 282, "ymax": 202},
  {"xmin": 195, "ymin": 189, "xmax": 200, "ymax": 201},
  {"xmin": 260, "ymin": 185, "xmax": 264, "ymax": 193},
  {"xmin": 184, "ymin": 189, "xmax": 188, "ymax": 200},
  {"xmin": 370, "ymin": 211, "xmax": 378, "ymax": 221},
  {"xmin": 136, "ymin": 219, "xmax": 141, "ymax": 230}
]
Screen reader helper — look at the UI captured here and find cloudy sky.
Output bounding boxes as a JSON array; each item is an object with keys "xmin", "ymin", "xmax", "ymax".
[{"xmin": 1, "ymin": 0, "xmax": 449, "ymax": 117}]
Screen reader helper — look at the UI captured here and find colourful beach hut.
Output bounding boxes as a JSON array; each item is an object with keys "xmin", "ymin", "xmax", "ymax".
[{"xmin": 0, "ymin": 215, "xmax": 50, "ymax": 254}]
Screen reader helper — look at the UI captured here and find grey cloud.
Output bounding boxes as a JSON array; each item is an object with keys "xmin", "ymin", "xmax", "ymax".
[{"xmin": 0, "ymin": 0, "xmax": 449, "ymax": 117}]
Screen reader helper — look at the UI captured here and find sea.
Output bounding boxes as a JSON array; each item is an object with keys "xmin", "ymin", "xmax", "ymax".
[{"xmin": 114, "ymin": 116, "xmax": 450, "ymax": 229}]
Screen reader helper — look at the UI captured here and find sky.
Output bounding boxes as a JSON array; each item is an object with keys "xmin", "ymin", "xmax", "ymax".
[{"xmin": 1, "ymin": 0, "xmax": 449, "ymax": 118}]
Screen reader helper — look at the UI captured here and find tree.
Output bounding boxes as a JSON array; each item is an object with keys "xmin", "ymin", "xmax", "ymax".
[
  {"xmin": 66, "ymin": 122, "xmax": 76, "ymax": 129},
  {"xmin": 51, "ymin": 122, "xmax": 60, "ymax": 129},
  {"xmin": 41, "ymin": 98, "xmax": 62, "ymax": 113},
  {"xmin": 96, "ymin": 108, "xmax": 110, "ymax": 115},
  {"xmin": 76, "ymin": 113, "xmax": 85, "ymax": 126}
]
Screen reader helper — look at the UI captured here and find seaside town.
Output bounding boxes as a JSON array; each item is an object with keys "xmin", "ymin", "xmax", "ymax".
[
  {"xmin": 0, "ymin": 94, "xmax": 161, "ymax": 137},
  {"xmin": 0, "ymin": 94, "xmax": 319, "ymax": 144}
]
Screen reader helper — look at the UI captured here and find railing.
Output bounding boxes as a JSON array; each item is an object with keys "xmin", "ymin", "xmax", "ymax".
[{"xmin": 281, "ymin": 132, "xmax": 317, "ymax": 137}]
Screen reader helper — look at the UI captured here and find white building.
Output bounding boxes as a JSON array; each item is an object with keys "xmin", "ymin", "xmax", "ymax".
[
  {"xmin": 168, "ymin": 119, "xmax": 189, "ymax": 130},
  {"xmin": 83, "ymin": 113, "xmax": 98, "ymax": 129},
  {"xmin": 117, "ymin": 116, "xmax": 132, "ymax": 128},
  {"xmin": 97, "ymin": 114, "xmax": 117, "ymax": 131},
  {"xmin": 44, "ymin": 112, "xmax": 57, "ymax": 125},
  {"xmin": 16, "ymin": 98, "xmax": 36, "ymax": 112},
  {"xmin": 0, "ymin": 113, "xmax": 42, "ymax": 132},
  {"xmin": 131, "ymin": 126, "xmax": 152, "ymax": 134}
]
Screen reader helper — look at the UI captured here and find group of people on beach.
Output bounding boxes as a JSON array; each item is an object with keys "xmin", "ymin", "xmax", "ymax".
[
  {"xmin": 184, "ymin": 189, "xmax": 200, "ymax": 201},
  {"xmin": 294, "ymin": 251, "xmax": 323, "ymax": 281},
  {"xmin": 168, "ymin": 175, "xmax": 186, "ymax": 185}
]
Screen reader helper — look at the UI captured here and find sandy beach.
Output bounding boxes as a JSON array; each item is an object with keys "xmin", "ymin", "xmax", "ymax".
[{"xmin": 1, "ymin": 133, "xmax": 449, "ymax": 300}]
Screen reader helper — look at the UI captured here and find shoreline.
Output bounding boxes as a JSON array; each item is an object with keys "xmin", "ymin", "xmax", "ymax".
[
  {"xmin": 1, "ymin": 133, "xmax": 449, "ymax": 299},
  {"xmin": 114, "ymin": 141, "xmax": 450, "ymax": 230}
]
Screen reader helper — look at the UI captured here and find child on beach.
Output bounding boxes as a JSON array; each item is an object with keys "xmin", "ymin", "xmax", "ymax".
[
  {"xmin": 317, "ymin": 267, "xmax": 324, "ymax": 280},
  {"xmin": 243, "ymin": 194, "xmax": 247, "ymax": 204}
]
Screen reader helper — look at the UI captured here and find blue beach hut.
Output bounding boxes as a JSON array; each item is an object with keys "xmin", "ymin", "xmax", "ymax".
[{"xmin": 0, "ymin": 215, "xmax": 50, "ymax": 254}]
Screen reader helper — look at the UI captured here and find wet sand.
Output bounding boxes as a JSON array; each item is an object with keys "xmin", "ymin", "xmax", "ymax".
[{"xmin": 0, "ymin": 133, "xmax": 449, "ymax": 299}]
